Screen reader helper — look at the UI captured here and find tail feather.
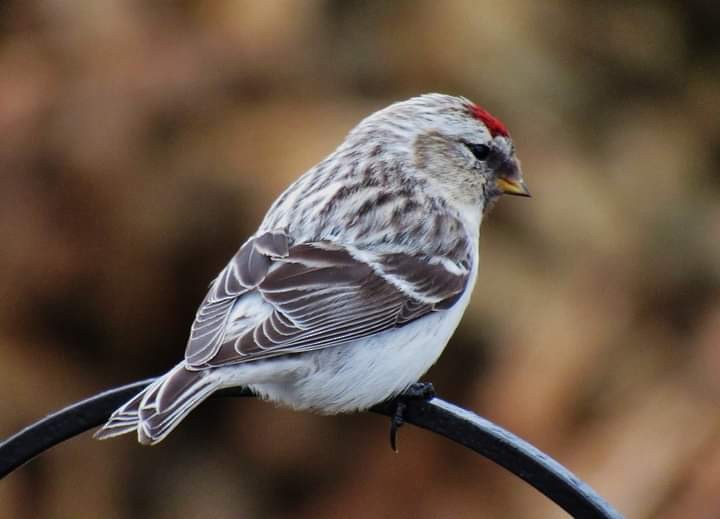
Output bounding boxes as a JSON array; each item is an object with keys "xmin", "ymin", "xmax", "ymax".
[
  {"xmin": 94, "ymin": 364, "xmax": 220, "ymax": 445},
  {"xmin": 93, "ymin": 390, "xmax": 147, "ymax": 440}
]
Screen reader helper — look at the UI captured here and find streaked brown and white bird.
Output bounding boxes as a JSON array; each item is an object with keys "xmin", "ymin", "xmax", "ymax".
[{"xmin": 95, "ymin": 93, "xmax": 529, "ymax": 445}]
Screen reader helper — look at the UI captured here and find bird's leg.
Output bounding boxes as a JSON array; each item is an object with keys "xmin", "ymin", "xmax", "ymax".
[{"xmin": 389, "ymin": 382, "xmax": 436, "ymax": 452}]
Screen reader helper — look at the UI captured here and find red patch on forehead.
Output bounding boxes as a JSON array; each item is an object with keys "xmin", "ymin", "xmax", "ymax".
[{"xmin": 469, "ymin": 104, "xmax": 509, "ymax": 138}]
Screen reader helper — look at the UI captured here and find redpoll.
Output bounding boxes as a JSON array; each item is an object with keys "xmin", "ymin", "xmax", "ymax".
[{"xmin": 95, "ymin": 93, "xmax": 529, "ymax": 445}]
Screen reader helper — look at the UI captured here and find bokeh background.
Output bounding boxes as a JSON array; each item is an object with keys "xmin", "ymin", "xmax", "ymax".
[{"xmin": 1, "ymin": 1, "xmax": 719, "ymax": 518}]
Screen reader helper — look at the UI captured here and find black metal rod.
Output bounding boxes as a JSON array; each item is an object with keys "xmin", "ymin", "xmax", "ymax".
[{"xmin": 0, "ymin": 380, "xmax": 623, "ymax": 518}]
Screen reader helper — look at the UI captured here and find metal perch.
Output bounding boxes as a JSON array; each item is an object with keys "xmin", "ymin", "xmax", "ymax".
[{"xmin": 0, "ymin": 379, "xmax": 623, "ymax": 519}]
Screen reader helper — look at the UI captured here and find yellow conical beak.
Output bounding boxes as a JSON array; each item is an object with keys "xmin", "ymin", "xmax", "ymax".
[{"xmin": 496, "ymin": 176, "xmax": 530, "ymax": 197}]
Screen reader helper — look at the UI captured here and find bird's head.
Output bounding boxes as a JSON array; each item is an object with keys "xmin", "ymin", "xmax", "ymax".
[{"xmin": 357, "ymin": 94, "xmax": 529, "ymax": 215}]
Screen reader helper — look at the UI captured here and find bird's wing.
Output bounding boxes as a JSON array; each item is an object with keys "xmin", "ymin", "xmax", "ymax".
[{"xmin": 184, "ymin": 231, "xmax": 470, "ymax": 368}]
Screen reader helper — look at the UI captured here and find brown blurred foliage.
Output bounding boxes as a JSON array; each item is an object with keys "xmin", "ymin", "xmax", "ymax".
[{"xmin": 1, "ymin": 1, "xmax": 719, "ymax": 518}]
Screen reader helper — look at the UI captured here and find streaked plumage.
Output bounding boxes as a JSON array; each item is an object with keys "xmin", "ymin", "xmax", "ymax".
[{"xmin": 95, "ymin": 93, "xmax": 528, "ymax": 444}]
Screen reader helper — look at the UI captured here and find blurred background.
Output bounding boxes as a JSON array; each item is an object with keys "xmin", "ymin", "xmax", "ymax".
[{"xmin": 1, "ymin": 1, "xmax": 719, "ymax": 518}]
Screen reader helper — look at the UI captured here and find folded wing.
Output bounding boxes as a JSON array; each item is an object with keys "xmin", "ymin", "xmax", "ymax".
[{"xmin": 184, "ymin": 231, "xmax": 470, "ymax": 369}]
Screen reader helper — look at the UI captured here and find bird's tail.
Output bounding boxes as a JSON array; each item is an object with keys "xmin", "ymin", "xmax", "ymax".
[{"xmin": 94, "ymin": 363, "xmax": 221, "ymax": 445}]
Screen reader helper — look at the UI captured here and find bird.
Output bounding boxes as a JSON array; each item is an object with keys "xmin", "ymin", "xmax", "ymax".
[{"xmin": 94, "ymin": 93, "xmax": 529, "ymax": 446}]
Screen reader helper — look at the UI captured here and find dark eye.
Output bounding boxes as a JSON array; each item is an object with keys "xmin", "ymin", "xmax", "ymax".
[{"xmin": 465, "ymin": 143, "xmax": 491, "ymax": 161}]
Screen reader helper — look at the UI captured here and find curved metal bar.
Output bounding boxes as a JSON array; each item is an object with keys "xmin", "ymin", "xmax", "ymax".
[
  {"xmin": 0, "ymin": 380, "xmax": 623, "ymax": 518},
  {"xmin": 0, "ymin": 379, "xmax": 158, "ymax": 477},
  {"xmin": 371, "ymin": 398, "xmax": 623, "ymax": 519}
]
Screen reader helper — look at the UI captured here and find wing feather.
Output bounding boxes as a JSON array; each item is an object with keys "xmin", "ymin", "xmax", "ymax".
[
  {"xmin": 185, "ymin": 232, "xmax": 470, "ymax": 369},
  {"xmin": 185, "ymin": 231, "xmax": 289, "ymax": 366}
]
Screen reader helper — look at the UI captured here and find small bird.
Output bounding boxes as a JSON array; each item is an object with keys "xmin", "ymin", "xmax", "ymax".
[{"xmin": 95, "ymin": 93, "xmax": 529, "ymax": 445}]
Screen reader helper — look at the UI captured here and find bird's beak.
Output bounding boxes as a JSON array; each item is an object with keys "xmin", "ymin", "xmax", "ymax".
[
  {"xmin": 496, "ymin": 176, "xmax": 530, "ymax": 197},
  {"xmin": 495, "ymin": 160, "xmax": 530, "ymax": 197}
]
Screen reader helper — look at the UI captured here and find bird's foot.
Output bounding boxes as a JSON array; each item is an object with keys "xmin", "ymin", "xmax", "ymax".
[{"xmin": 389, "ymin": 382, "xmax": 436, "ymax": 452}]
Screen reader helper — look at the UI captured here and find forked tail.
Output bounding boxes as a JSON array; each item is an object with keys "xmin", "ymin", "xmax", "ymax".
[{"xmin": 94, "ymin": 363, "xmax": 220, "ymax": 445}]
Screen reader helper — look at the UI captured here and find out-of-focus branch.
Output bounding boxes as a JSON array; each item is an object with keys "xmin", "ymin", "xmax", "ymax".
[{"xmin": 0, "ymin": 380, "xmax": 623, "ymax": 519}]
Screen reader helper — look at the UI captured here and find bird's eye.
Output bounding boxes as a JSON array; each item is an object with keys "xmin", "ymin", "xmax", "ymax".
[{"xmin": 465, "ymin": 143, "xmax": 491, "ymax": 161}]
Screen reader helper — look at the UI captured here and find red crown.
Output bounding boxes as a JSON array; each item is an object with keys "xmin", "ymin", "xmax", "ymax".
[{"xmin": 469, "ymin": 104, "xmax": 509, "ymax": 138}]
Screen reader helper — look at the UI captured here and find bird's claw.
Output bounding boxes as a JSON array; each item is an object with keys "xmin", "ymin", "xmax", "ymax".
[
  {"xmin": 404, "ymin": 382, "xmax": 436, "ymax": 400},
  {"xmin": 388, "ymin": 382, "xmax": 436, "ymax": 452},
  {"xmin": 389, "ymin": 401, "xmax": 406, "ymax": 452}
]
